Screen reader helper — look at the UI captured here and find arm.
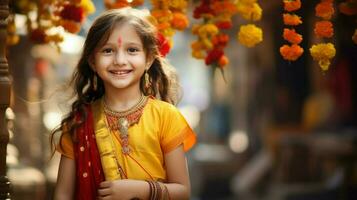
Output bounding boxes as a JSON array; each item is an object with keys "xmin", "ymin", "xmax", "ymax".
[
  {"xmin": 98, "ymin": 145, "xmax": 191, "ymax": 200},
  {"xmin": 54, "ymin": 155, "xmax": 76, "ymax": 200},
  {"xmin": 162, "ymin": 144, "xmax": 191, "ymax": 199}
]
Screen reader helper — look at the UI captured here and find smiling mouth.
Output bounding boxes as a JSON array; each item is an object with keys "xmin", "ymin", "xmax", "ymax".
[{"xmin": 109, "ymin": 70, "xmax": 133, "ymax": 76}]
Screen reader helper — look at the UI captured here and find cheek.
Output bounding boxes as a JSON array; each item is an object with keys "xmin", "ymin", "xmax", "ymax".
[{"xmin": 95, "ymin": 56, "xmax": 113, "ymax": 68}]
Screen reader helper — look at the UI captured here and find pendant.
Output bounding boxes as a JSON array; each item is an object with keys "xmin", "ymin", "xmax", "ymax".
[{"xmin": 118, "ymin": 117, "xmax": 130, "ymax": 154}]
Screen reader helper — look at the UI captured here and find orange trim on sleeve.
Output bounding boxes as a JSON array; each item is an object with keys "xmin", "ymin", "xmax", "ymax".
[
  {"xmin": 162, "ymin": 127, "xmax": 197, "ymax": 154},
  {"xmin": 56, "ymin": 133, "xmax": 75, "ymax": 159}
]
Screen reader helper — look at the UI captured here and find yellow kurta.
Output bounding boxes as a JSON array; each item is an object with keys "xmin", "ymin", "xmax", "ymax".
[{"xmin": 58, "ymin": 97, "xmax": 196, "ymax": 181}]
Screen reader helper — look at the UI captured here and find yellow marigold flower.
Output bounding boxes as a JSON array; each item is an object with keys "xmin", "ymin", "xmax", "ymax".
[
  {"xmin": 169, "ymin": 0, "xmax": 188, "ymax": 10},
  {"xmin": 192, "ymin": 50, "xmax": 205, "ymax": 59},
  {"xmin": 237, "ymin": 3, "xmax": 262, "ymax": 21},
  {"xmin": 151, "ymin": 9, "xmax": 172, "ymax": 23},
  {"xmin": 283, "ymin": 14, "xmax": 302, "ymax": 26},
  {"xmin": 280, "ymin": 44, "xmax": 303, "ymax": 61},
  {"xmin": 198, "ymin": 24, "xmax": 219, "ymax": 39},
  {"xmin": 238, "ymin": 24, "xmax": 263, "ymax": 47},
  {"xmin": 80, "ymin": 0, "xmax": 96, "ymax": 14},
  {"xmin": 310, "ymin": 43, "xmax": 336, "ymax": 71},
  {"xmin": 352, "ymin": 29, "xmax": 357, "ymax": 45}
]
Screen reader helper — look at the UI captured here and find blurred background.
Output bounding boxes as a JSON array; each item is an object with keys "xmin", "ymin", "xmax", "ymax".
[{"xmin": 2, "ymin": 0, "xmax": 357, "ymax": 199}]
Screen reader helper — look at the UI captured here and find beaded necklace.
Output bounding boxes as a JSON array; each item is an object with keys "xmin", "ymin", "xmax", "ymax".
[{"xmin": 103, "ymin": 94, "xmax": 148, "ymax": 154}]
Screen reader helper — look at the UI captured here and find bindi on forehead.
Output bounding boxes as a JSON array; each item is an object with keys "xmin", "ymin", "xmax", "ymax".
[{"xmin": 117, "ymin": 36, "xmax": 122, "ymax": 47}]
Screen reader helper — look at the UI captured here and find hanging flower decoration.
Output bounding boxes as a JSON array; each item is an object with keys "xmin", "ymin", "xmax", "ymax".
[
  {"xmin": 236, "ymin": 0, "xmax": 263, "ymax": 48},
  {"xmin": 150, "ymin": 0, "xmax": 190, "ymax": 55},
  {"xmin": 310, "ymin": 43, "xmax": 336, "ymax": 71},
  {"xmin": 311, "ymin": 0, "xmax": 335, "ymax": 71},
  {"xmin": 339, "ymin": 0, "xmax": 357, "ymax": 45},
  {"xmin": 9, "ymin": 0, "xmax": 95, "ymax": 49},
  {"xmin": 191, "ymin": 0, "xmax": 238, "ymax": 72},
  {"xmin": 280, "ymin": 0, "xmax": 303, "ymax": 61}
]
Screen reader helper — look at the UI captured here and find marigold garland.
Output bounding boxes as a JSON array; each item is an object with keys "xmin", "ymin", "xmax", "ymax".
[
  {"xmin": 150, "ymin": 0, "xmax": 190, "ymax": 54},
  {"xmin": 311, "ymin": 0, "xmax": 336, "ymax": 71},
  {"xmin": 191, "ymin": 0, "xmax": 238, "ymax": 70},
  {"xmin": 281, "ymin": 0, "xmax": 303, "ymax": 61},
  {"xmin": 9, "ymin": 0, "xmax": 95, "ymax": 49},
  {"xmin": 310, "ymin": 43, "xmax": 336, "ymax": 71}
]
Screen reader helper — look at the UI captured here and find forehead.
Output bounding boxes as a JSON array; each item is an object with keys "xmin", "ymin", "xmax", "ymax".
[{"xmin": 106, "ymin": 23, "xmax": 142, "ymax": 44}]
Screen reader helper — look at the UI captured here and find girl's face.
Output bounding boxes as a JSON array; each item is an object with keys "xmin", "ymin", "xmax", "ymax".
[{"xmin": 92, "ymin": 23, "xmax": 150, "ymax": 93}]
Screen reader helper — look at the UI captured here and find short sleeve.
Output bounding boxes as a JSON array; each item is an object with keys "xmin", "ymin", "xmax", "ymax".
[
  {"xmin": 160, "ymin": 104, "xmax": 197, "ymax": 154},
  {"xmin": 56, "ymin": 131, "xmax": 75, "ymax": 159}
]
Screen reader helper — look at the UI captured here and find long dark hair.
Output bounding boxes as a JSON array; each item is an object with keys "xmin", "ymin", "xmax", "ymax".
[{"xmin": 50, "ymin": 8, "xmax": 181, "ymax": 152}]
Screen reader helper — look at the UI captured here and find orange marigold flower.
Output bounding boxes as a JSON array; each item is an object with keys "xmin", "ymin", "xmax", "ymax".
[
  {"xmin": 171, "ymin": 12, "xmax": 189, "ymax": 30},
  {"xmin": 283, "ymin": 14, "xmax": 302, "ymax": 26},
  {"xmin": 316, "ymin": 1, "xmax": 334, "ymax": 20},
  {"xmin": 284, "ymin": 0, "xmax": 301, "ymax": 12},
  {"xmin": 280, "ymin": 44, "xmax": 304, "ymax": 61},
  {"xmin": 218, "ymin": 55, "xmax": 229, "ymax": 67},
  {"xmin": 283, "ymin": 28, "xmax": 303, "ymax": 44},
  {"xmin": 61, "ymin": 19, "xmax": 81, "ymax": 34},
  {"xmin": 338, "ymin": 1, "xmax": 357, "ymax": 15},
  {"xmin": 314, "ymin": 20, "xmax": 334, "ymax": 38}
]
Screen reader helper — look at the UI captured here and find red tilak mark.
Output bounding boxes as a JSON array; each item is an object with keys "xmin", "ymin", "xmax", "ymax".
[{"xmin": 117, "ymin": 36, "xmax": 122, "ymax": 47}]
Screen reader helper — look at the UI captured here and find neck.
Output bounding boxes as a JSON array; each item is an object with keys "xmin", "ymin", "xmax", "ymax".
[{"xmin": 104, "ymin": 86, "xmax": 143, "ymax": 112}]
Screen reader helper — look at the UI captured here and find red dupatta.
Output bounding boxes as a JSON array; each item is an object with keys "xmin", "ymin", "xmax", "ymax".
[{"xmin": 73, "ymin": 105, "xmax": 105, "ymax": 200}]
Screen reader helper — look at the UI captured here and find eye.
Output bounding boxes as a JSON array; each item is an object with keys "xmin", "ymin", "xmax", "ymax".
[
  {"xmin": 128, "ymin": 47, "xmax": 140, "ymax": 54},
  {"xmin": 101, "ymin": 48, "xmax": 114, "ymax": 54}
]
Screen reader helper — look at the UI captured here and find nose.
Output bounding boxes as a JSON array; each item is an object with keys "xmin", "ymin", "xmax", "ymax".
[{"xmin": 114, "ymin": 50, "xmax": 127, "ymax": 66}]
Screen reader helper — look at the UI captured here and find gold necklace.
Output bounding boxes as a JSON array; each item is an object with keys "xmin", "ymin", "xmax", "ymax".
[{"xmin": 103, "ymin": 95, "xmax": 148, "ymax": 154}]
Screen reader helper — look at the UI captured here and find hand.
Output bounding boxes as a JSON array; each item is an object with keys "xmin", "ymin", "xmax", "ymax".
[{"xmin": 97, "ymin": 180, "xmax": 137, "ymax": 200}]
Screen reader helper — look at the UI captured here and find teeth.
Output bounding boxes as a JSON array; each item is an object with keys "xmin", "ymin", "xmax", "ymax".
[{"xmin": 111, "ymin": 70, "xmax": 131, "ymax": 75}]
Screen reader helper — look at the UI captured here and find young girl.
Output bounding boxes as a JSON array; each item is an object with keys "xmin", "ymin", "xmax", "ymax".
[{"xmin": 52, "ymin": 7, "xmax": 196, "ymax": 200}]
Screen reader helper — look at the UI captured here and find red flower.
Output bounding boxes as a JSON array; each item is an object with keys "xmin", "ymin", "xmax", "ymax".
[
  {"xmin": 205, "ymin": 48, "xmax": 224, "ymax": 65},
  {"xmin": 30, "ymin": 28, "xmax": 46, "ymax": 44},
  {"xmin": 212, "ymin": 34, "xmax": 229, "ymax": 47},
  {"xmin": 60, "ymin": 4, "xmax": 84, "ymax": 22},
  {"xmin": 193, "ymin": 0, "xmax": 214, "ymax": 19},
  {"xmin": 157, "ymin": 32, "xmax": 170, "ymax": 57},
  {"xmin": 215, "ymin": 21, "xmax": 232, "ymax": 29}
]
